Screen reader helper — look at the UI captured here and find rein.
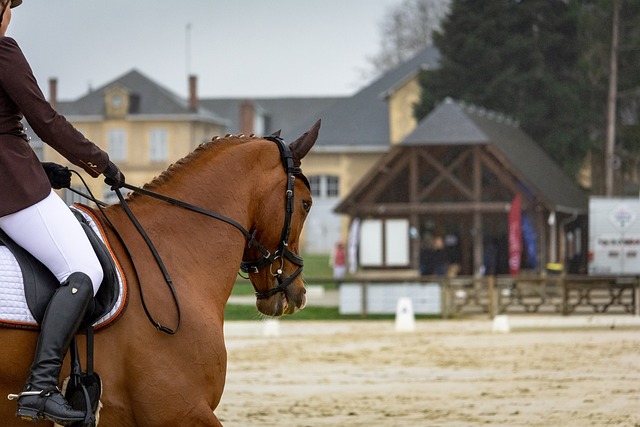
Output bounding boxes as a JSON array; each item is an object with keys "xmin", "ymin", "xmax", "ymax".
[{"xmin": 97, "ymin": 135, "xmax": 306, "ymax": 332}]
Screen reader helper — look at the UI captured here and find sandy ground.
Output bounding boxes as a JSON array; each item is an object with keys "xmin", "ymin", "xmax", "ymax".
[{"xmin": 216, "ymin": 318, "xmax": 640, "ymax": 427}]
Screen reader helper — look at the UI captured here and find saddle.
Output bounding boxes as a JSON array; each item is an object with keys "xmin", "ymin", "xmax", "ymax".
[{"xmin": 0, "ymin": 205, "xmax": 123, "ymax": 331}]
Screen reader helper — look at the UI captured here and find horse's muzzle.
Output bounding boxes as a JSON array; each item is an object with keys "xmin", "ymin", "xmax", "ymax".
[{"xmin": 255, "ymin": 278, "xmax": 306, "ymax": 317}]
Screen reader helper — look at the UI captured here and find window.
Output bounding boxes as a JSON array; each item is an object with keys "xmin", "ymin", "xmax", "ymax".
[
  {"xmin": 308, "ymin": 175, "xmax": 340, "ymax": 199},
  {"xmin": 326, "ymin": 176, "xmax": 339, "ymax": 197},
  {"xmin": 108, "ymin": 129, "xmax": 127, "ymax": 161},
  {"xmin": 309, "ymin": 176, "xmax": 321, "ymax": 197},
  {"xmin": 149, "ymin": 128, "xmax": 168, "ymax": 162}
]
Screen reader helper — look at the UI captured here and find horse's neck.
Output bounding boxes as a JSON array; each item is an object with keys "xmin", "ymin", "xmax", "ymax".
[{"xmin": 100, "ymin": 148, "xmax": 257, "ymax": 305}]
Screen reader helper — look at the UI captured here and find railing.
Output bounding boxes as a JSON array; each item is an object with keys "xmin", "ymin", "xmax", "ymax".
[{"xmin": 303, "ymin": 274, "xmax": 640, "ymax": 318}]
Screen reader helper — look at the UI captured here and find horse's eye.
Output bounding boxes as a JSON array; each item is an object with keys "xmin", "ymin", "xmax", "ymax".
[{"xmin": 302, "ymin": 200, "xmax": 312, "ymax": 213}]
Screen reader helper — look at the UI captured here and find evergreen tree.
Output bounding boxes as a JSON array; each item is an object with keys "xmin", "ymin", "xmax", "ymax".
[{"xmin": 415, "ymin": 0, "xmax": 596, "ymax": 177}]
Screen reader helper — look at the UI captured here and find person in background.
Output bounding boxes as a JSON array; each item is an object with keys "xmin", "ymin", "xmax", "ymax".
[
  {"xmin": 0, "ymin": 1, "xmax": 123, "ymax": 424},
  {"xmin": 421, "ymin": 235, "xmax": 447, "ymax": 276},
  {"xmin": 330, "ymin": 241, "xmax": 347, "ymax": 280}
]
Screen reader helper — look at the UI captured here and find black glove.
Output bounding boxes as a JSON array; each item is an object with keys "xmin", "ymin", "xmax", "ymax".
[
  {"xmin": 103, "ymin": 161, "xmax": 125, "ymax": 189},
  {"xmin": 41, "ymin": 162, "xmax": 71, "ymax": 189}
]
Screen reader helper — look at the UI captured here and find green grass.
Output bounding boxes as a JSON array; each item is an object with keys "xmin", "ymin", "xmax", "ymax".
[
  {"xmin": 224, "ymin": 304, "xmax": 341, "ymax": 321},
  {"xmin": 224, "ymin": 303, "xmax": 441, "ymax": 321},
  {"xmin": 300, "ymin": 253, "xmax": 333, "ymax": 278}
]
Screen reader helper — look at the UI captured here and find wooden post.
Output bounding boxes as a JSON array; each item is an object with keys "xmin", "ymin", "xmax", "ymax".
[
  {"xmin": 562, "ymin": 275, "xmax": 569, "ymax": 316},
  {"xmin": 360, "ymin": 281, "xmax": 368, "ymax": 318},
  {"xmin": 605, "ymin": 0, "xmax": 620, "ymax": 196},
  {"xmin": 635, "ymin": 277, "xmax": 640, "ymax": 317},
  {"xmin": 441, "ymin": 277, "xmax": 449, "ymax": 319},
  {"xmin": 487, "ymin": 275, "xmax": 496, "ymax": 319}
]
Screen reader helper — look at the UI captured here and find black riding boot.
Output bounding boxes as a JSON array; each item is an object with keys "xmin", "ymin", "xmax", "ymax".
[{"xmin": 15, "ymin": 272, "xmax": 93, "ymax": 426}]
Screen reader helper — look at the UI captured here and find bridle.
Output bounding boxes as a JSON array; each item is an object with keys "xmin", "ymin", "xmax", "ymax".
[
  {"xmin": 239, "ymin": 134, "xmax": 307, "ymax": 299},
  {"xmin": 108, "ymin": 133, "xmax": 308, "ymax": 317}
]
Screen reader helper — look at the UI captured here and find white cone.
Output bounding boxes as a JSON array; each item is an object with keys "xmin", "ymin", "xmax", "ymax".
[
  {"xmin": 262, "ymin": 319, "xmax": 280, "ymax": 337},
  {"xmin": 492, "ymin": 315, "xmax": 510, "ymax": 333},
  {"xmin": 395, "ymin": 297, "xmax": 416, "ymax": 332}
]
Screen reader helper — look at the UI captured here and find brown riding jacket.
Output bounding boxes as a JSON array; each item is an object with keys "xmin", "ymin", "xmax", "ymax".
[{"xmin": 0, "ymin": 36, "xmax": 109, "ymax": 217}]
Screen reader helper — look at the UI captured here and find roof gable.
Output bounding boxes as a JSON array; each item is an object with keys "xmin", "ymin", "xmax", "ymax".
[
  {"xmin": 338, "ymin": 98, "xmax": 587, "ymax": 213},
  {"xmin": 57, "ymin": 69, "xmax": 226, "ymax": 123},
  {"xmin": 402, "ymin": 98, "xmax": 490, "ymax": 145}
]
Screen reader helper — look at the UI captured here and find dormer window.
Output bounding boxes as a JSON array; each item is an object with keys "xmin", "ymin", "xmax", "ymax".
[{"xmin": 105, "ymin": 86, "xmax": 129, "ymax": 119}]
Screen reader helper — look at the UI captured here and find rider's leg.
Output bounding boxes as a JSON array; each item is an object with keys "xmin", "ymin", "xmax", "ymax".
[
  {"xmin": 0, "ymin": 189, "xmax": 103, "ymax": 294},
  {"xmin": 0, "ymin": 190, "xmax": 103, "ymax": 425},
  {"xmin": 14, "ymin": 272, "xmax": 93, "ymax": 425}
]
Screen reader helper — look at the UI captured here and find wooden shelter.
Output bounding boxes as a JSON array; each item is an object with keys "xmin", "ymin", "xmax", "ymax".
[{"xmin": 336, "ymin": 98, "xmax": 589, "ymax": 275}]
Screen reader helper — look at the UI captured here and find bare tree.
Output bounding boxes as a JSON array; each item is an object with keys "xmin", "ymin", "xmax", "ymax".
[{"xmin": 368, "ymin": 0, "xmax": 451, "ymax": 74}]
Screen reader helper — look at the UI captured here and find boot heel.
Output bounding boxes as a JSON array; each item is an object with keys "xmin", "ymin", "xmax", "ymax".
[{"xmin": 16, "ymin": 406, "xmax": 40, "ymax": 421}]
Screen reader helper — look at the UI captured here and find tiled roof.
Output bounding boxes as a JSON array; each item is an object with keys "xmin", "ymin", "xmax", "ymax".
[{"xmin": 199, "ymin": 97, "xmax": 341, "ymax": 137}]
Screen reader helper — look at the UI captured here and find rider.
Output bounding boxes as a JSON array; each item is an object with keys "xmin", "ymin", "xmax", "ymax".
[{"xmin": 0, "ymin": 1, "xmax": 124, "ymax": 425}]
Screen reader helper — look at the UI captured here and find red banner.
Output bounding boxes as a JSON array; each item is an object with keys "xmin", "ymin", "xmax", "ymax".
[{"xmin": 508, "ymin": 194, "xmax": 522, "ymax": 276}]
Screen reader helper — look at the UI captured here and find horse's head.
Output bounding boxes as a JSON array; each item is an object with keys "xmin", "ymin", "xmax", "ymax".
[{"xmin": 241, "ymin": 120, "xmax": 320, "ymax": 317}]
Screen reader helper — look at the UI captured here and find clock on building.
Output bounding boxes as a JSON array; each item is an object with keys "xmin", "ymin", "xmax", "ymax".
[{"xmin": 111, "ymin": 94, "xmax": 123, "ymax": 108}]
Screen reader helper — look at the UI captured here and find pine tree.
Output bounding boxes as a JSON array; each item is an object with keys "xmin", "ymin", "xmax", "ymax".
[{"xmin": 415, "ymin": 0, "xmax": 596, "ymax": 177}]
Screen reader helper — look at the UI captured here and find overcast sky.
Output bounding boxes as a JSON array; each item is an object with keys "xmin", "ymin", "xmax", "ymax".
[{"xmin": 8, "ymin": 0, "xmax": 401, "ymax": 101}]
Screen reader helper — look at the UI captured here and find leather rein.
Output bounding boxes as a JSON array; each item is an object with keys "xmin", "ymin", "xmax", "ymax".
[{"xmin": 105, "ymin": 135, "xmax": 307, "ymax": 333}]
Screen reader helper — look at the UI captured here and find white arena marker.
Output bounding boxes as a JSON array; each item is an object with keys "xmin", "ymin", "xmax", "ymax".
[
  {"xmin": 492, "ymin": 315, "xmax": 510, "ymax": 333},
  {"xmin": 395, "ymin": 297, "xmax": 416, "ymax": 332}
]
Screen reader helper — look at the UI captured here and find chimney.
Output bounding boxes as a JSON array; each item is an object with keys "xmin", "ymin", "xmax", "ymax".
[
  {"xmin": 49, "ymin": 78, "xmax": 58, "ymax": 110},
  {"xmin": 239, "ymin": 100, "xmax": 255, "ymax": 135},
  {"xmin": 188, "ymin": 75, "xmax": 198, "ymax": 111}
]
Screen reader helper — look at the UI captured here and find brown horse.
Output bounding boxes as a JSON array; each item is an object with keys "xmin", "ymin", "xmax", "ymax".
[{"xmin": 0, "ymin": 120, "xmax": 320, "ymax": 426}]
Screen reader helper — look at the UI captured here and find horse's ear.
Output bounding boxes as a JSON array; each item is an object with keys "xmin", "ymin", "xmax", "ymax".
[
  {"xmin": 270, "ymin": 130, "xmax": 282, "ymax": 137},
  {"xmin": 290, "ymin": 119, "xmax": 321, "ymax": 161}
]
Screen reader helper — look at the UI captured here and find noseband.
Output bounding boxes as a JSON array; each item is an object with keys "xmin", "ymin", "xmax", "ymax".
[{"xmin": 240, "ymin": 135, "xmax": 306, "ymax": 300}]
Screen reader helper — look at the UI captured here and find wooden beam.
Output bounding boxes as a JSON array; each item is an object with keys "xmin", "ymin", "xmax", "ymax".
[
  {"xmin": 418, "ymin": 149, "xmax": 474, "ymax": 201},
  {"xmin": 361, "ymin": 154, "xmax": 410, "ymax": 204},
  {"xmin": 350, "ymin": 201, "xmax": 510, "ymax": 216}
]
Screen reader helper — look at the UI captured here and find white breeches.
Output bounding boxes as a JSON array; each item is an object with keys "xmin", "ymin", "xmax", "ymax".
[{"xmin": 0, "ymin": 190, "xmax": 103, "ymax": 295}]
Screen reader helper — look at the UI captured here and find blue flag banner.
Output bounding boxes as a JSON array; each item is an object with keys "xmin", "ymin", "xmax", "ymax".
[{"xmin": 521, "ymin": 213, "xmax": 538, "ymax": 269}]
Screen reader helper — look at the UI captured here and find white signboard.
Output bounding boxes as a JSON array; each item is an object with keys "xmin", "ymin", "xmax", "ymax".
[
  {"xmin": 359, "ymin": 220, "xmax": 383, "ymax": 266},
  {"xmin": 359, "ymin": 219, "xmax": 410, "ymax": 267},
  {"xmin": 385, "ymin": 219, "xmax": 409, "ymax": 266},
  {"xmin": 588, "ymin": 197, "xmax": 640, "ymax": 275},
  {"xmin": 339, "ymin": 282, "xmax": 441, "ymax": 315}
]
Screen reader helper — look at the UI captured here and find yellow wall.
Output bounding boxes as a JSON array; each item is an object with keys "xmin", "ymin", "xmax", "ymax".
[
  {"xmin": 303, "ymin": 150, "xmax": 385, "ymax": 240},
  {"xmin": 388, "ymin": 76, "xmax": 420, "ymax": 145}
]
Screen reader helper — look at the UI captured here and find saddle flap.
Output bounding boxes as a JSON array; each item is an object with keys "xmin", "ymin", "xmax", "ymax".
[{"xmin": 71, "ymin": 209, "xmax": 120, "ymax": 330}]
